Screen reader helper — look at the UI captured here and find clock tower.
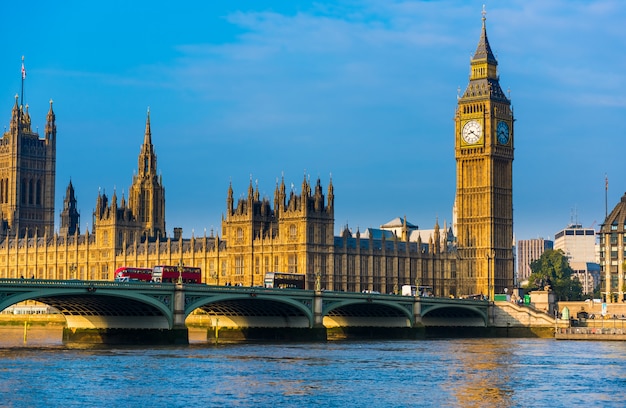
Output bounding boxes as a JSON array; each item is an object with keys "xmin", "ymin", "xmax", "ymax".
[{"xmin": 455, "ymin": 11, "xmax": 514, "ymax": 298}]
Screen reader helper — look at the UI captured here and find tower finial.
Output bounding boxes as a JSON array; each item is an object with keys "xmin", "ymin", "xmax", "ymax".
[{"xmin": 482, "ymin": 4, "xmax": 487, "ymax": 24}]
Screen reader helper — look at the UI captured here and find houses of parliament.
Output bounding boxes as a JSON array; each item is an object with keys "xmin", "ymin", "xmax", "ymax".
[{"xmin": 0, "ymin": 15, "xmax": 515, "ymax": 298}]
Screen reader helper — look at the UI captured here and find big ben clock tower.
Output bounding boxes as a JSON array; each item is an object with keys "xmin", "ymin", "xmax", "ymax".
[{"xmin": 455, "ymin": 10, "xmax": 514, "ymax": 298}]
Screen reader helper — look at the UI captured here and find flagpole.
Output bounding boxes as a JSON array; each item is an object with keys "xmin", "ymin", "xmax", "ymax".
[{"xmin": 20, "ymin": 56, "xmax": 25, "ymax": 109}]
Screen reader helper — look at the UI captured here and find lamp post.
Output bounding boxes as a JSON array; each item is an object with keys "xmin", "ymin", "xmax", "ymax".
[
  {"xmin": 69, "ymin": 264, "xmax": 77, "ymax": 280},
  {"xmin": 177, "ymin": 260, "xmax": 183, "ymax": 284},
  {"xmin": 486, "ymin": 249, "xmax": 495, "ymax": 300}
]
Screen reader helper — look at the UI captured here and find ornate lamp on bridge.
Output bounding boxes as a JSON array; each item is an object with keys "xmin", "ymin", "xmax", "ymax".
[
  {"xmin": 486, "ymin": 249, "xmax": 495, "ymax": 301},
  {"xmin": 69, "ymin": 264, "xmax": 77, "ymax": 280},
  {"xmin": 177, "ymin": 260, "xmax": 183, "ymax": 285}
]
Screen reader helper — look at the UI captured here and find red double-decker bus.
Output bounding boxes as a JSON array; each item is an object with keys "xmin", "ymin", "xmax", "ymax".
[
  {"xmin": 152, "ymin": 265, "xmax": 202, "ymax": 284},
  {"xmin": 114, "ymin": 267, "xmax": 153, "ymax": 282}
]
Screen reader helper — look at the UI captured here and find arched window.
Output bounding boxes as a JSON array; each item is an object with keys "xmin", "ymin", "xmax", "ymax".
[
  {"xmin": 289, "ymin": 224, "xmax": 297, "ymax": 239},
  {"xmin": 28, "ymin": 179, "xmax": 33, "ymax": 204},
  {"xmin": 21, "ymin": 179, "xmax": 26, "ymax": 204},
  {"xmin": 36, "ymin": 180, "xmax": 42, "ymax": 205}
]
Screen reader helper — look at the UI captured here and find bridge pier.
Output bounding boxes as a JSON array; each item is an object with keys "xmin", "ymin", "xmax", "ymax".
[
  {"xmin": 313, "ymin": 291, "xmax": 324, "ymax": 328},
  {"xmin": 171, "ymin": 283, "xmax": 189, "ymax": 344},
  {"xmin": 413, "ymin": 298, "xmax": 423, "ymax": 327},
  {"xmin": 62, "ymin": 327, "xmax": 189, "ymax": 345}
]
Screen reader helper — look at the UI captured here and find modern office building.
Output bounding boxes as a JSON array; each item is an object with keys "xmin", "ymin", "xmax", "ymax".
[
  {"xmin": 554, "ymin": 224, "xmax": 596, "ymax": 264},
  {"xmin": 554, "ymin": 224, "xmax": 599, "ymax": 295},
  {"xmin": 517, "ymin": 239, "xmax": 553, "ymax": 284}
]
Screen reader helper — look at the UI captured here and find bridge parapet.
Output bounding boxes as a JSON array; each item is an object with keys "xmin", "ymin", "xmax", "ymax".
[{"xmin": 0, "ymin": 280, "xmax": 493, "ymax": 344}]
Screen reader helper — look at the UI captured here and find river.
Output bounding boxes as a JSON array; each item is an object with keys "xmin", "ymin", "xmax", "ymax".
[{"xmin": 1, "ymin": 327, "xmax": 625, "ymax": 407}]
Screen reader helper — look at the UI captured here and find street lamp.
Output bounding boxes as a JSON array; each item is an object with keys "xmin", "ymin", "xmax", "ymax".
[
  {"xmin": 177, "ymin": 260, "xmax": 183, "ymax": 284},
  {"xmin": 486, "ymin": 249, "xmax": 495, "ymax": 300}
]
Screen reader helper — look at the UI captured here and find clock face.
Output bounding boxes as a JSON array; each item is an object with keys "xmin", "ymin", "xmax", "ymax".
[
  {"xmin": 462, "ymin": 120, "xmax": 482, "ymax": 144},
  {"xmin": 497, "ymin": 121, "xmax": 510, "ymax": 144}
]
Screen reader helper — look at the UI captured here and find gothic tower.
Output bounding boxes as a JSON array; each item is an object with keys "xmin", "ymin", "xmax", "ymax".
[
  {"xmin": 128, "ymin": 109, "xmax": 166, "ymax": 239},
  {"xmin": 59, "ymin": 180, "xmax": 80, "ymax": 236},
  {"xmin": 455, "ymin": 11, "xmax": 514, "ymax": 297},
  {"xmin": 0, "ymin": 94, "xmax": 56, "ymax": 238}
]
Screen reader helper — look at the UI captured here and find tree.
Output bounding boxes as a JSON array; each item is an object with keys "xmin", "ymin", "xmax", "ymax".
[{"xmin": 524, "ymin": 249, "xmax": 583, "ymax": 301}]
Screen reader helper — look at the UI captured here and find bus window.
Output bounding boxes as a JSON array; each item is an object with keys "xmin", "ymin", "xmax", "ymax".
[{"xmin": 264, "ymin": 272, "xmax": 305, "ymax": 289}]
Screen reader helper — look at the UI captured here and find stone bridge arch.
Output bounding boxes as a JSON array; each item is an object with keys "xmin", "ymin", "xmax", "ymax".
[
  {"xmin": 420, "ymin": 302, "xmax": 488, "ymax": 327},
  {"xmin": 322, "ymin": 298, "xmax": 415, "ymax": 328},
  {"xmin": 184, "ymin": 291, "xmax": 315, "ymax": 328},
  {"xmin": 0, "ymin": 283, "xmax": 175, "ymax": 330}
]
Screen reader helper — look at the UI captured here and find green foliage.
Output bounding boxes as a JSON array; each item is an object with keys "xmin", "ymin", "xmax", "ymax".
[{"xmin": 524, "ymin": 249, "xmax": 583, "ymax": 301}]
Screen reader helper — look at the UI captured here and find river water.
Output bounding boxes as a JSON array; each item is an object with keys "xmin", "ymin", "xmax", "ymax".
[{"xmin": 1, "ymin": 327, "xmax": 625, "ymax": 407}]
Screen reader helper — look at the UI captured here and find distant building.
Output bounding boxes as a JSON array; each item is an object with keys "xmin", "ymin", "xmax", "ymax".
[
  {"xmin": 554, "ymin": 224, "xmax": 596, "ymax": 264},
  {"xmin": 570, "ymin": 262, "xmax": 600, "ymax": 296},
  {"xmin": 362, "ymin": 216, "xmax": 455, "ymax": 252},
  {"xmin": 554, "ymin": 224, "xmax": 599, "ymax": 295},
  {"xmin": 598, "ymin": 193, "xmax": 626, "ymax": 303},
  {"xmin": 517, "ymin": 239, "xmax": 553, "ymax": 283}
]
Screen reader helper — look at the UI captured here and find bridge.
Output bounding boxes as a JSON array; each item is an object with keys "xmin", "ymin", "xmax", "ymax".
[{"xmin": 0, "ymin": 279, "xmax": 489, "ymax": 344}]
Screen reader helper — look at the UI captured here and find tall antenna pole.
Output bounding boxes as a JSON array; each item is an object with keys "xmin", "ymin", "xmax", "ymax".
[{"xmin": 605, "ymin": 174, "xmax": 608, "ymax": 220}]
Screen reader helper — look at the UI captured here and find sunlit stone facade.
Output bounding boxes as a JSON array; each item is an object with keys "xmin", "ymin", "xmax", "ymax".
[{"xmin": 0, "ymin": 15, "xmax": 514, "ymax": 298}]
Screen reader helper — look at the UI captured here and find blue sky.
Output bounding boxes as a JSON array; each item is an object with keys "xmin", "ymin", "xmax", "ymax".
[{"xmin": 1, "ymin": 0, "xmax": 624, "ymax": 242}]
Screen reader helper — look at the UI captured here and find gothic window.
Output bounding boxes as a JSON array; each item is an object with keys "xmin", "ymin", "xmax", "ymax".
[
  {"xmin": 28, "ymin": 179, "xmax": 33, "ymax": 204},
  {"xmin": 289, "ymin": 224, "xmax": 297, "ymax": 239},
  {"xmin": 21, "ymin": 179, "xmax": 26, "ymax": 204},
  {"xmin": 235, "ymin": 256, "xmax": 244, "ymax": 275},
  {"xmin": 288, "ymin": 254, "xmax": 297, "ymax": 273},
  {"xmin": 236, "ymin": 227, "xmax": 243, "ymax": 242},
  {"xmin": 36, "ymin": 180, "xmax": 41, "ymax": 205}
]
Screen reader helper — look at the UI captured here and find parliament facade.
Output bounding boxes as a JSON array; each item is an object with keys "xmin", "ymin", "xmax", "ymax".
[{"xmin": 0, "ymin": 15, "xmax": 515, "ymax": 298}]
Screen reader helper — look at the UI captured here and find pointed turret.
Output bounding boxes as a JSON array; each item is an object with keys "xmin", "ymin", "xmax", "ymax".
[
  {"xmin": 10, "ymin": 95, "xmax": 19, "ymax": 135},
  {"xmin": 434, "ymin": 217, "xmax": 441, "ymax": 254},
  {"xmin": 45, "ymin": 99, "xmax": 56, "ymax": 143},
  {"xmin": 461, "ymin": 8, "xmax": 507, "ymax": 102},
  {"xmin": 327, "ymin": 175, "xmax": 334, "ymax": 212},
  {"xmin": 473, "ymin": 11, "xmax": 497, "ymax": 65},
  {"xmin": 137, "ymin": 108, "xmax": 156, "ymax": 178},
  {"xmin": 144, "ymin": 107, "xmax": 152, "ymax": 146},
  {"xmin": 60, "ymin": 179, "xmax": 80, "ymax": 236},
  {"xmin": 227, "ymin": 181, "xmax": 234, "ymax": 216}
]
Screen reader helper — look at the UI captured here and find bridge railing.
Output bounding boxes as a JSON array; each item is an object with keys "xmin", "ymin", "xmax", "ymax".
[{"xmin": 0, "ymin": 278, "xmax": 175, "ymax": 289}]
